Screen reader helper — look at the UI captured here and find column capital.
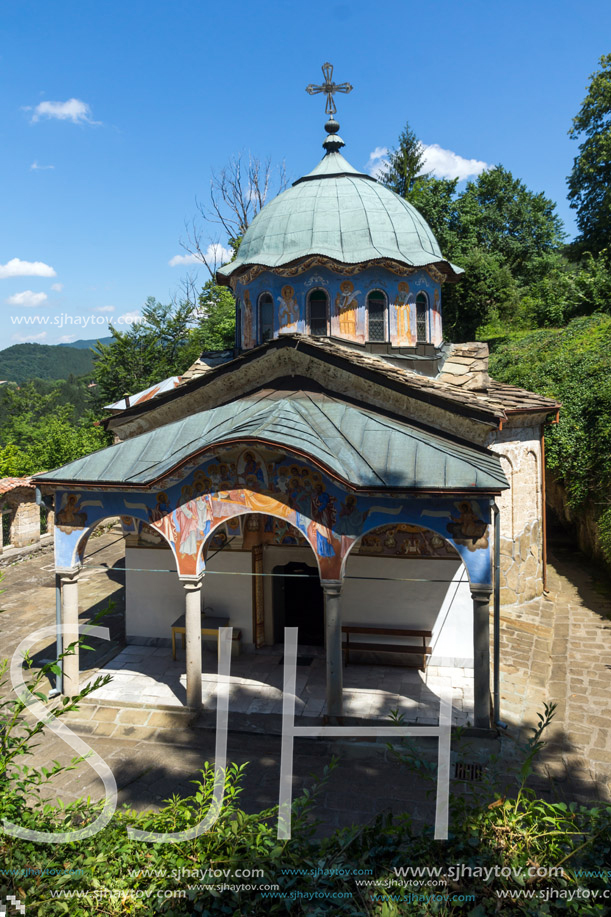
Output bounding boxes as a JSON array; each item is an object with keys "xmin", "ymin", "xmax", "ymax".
[
  {"xmin": 321, "ymin": 579, "xmax": 343, "ymax": 596},
  {"xmin": 58, "ymin": 567, "xmax": 81, "ymax": 583},
  {"xmin": 181, "ymin": 575, "xmax": 205, "ymax": 590},
  {"xmin": 470, "ymin": 584, "xmax": 492, "ymax": 600}
]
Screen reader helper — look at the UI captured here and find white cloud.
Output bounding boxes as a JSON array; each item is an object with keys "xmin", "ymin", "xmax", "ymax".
[
  {"xmin": 57, "ymin": 334, "xmax": 77, "ymax": 344},
  {"xmin": 169, "ymin": 243, "xmax": 233, "ymax": 268},
  {"xmin": 29, "ymin": 98, "xmax": 100, "ymax": 125},
  {"xmin": 30, "ymin": 161, "xmax": 55, "ymax": 171},
  {"xmin": 366, "ymin": 143, "xmax": 489, "ymax": 183},
  {"xmin": 0, "ymin": 258, "xmax": 56, "ymax": 279},
  {"xmin": 92, "ymin": 305, "xmax": 114, "ymax": 313},
  {"xmin": 6, "ymin": 290, "xmax": 49, "ymax": 308},
  {"xmin": 421, "ymin": 144, "xmax": 489, "ymax": 181},
  {"xmin": 366, "ymin": 146, "xmax": 389, "ymax": 179},
  {"xmin": 11, "ymin": 331, "xmax": 47, "ymax": 343},
  {"xmin": 51, "ymin": 282, "xmax": 63, "ymax": 292},
  {"xmin": 116, "ymin": 310, "xmax": 142, "ymax": 325}
]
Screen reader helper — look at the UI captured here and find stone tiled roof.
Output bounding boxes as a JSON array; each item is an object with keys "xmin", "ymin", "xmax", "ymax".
[
  {"xmin": 264, "ymin": 336, "xmax": 561, "ymax": 421},
  {"xmin": 115, "ymin": 335, "xmax": 561, "ymax": 431},
  {"xmin": 0, "ymin": 477, "xmax": 34, "ymax": 495},
  {"xmin": 486, "ymin": 381, "xmax": 561, "ymax": 416}
]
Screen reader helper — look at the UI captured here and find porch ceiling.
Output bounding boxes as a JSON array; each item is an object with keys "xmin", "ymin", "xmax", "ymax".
[{"xmin": 34, "ymin": 389, "xmax": 509, "ymax": 492}]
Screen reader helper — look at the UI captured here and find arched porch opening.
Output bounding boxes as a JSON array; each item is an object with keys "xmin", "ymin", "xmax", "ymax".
[
  {"xmin": 340, "ymin": 522, "xmax": 473, "ymax": 669},
  {"xmin": 199, "ymin": 512, "xmax": 324, "ymax": 652}
]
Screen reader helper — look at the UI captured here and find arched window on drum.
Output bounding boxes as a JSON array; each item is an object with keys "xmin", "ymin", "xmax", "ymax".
[
  {"xmin": 416, "ymin": 292, "xmax": 428, "ymax": 343},
  {"xmin": 367, "ymin": 290, "xmax": 387, "ymax": 342},
  {"xmin": 308, "ymin": 289, "xmax": 329, "ymax": 336},
  {"xmin": 258, "ymin": 293, "xmax": 274, "ymax": 343}
]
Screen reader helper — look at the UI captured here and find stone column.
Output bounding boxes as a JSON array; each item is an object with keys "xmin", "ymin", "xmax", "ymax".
[
  {"xmin": 323, "ymin": 581, "xmax": 343, "ymax": 722},
  {"xmin": 472, "ymin": 586, "xmax": 492, "ymax": 728},
  {"xmin": 60, "ymin": 571, "xmax": 80, "ymax": 697},
  {"xmin": 184, "ymin": 580, "xmax": 203, "ymax": 709}
]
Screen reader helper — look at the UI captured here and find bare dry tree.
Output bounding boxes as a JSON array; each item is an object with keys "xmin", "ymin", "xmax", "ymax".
[
  {"xmin": 181, "ymin": 152, "xmax": 288, "ymax": 279},
  {"xmin": 170, "ymin": 272, "xmax": 201, "ymax": 312}
]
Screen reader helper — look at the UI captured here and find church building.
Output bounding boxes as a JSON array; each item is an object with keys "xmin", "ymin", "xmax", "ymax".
[{"xmin": 36, "ymin": 67, "xmax": 560, "ymax": 729}]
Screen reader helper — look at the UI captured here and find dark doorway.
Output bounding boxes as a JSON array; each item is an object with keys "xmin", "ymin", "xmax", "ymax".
[{"xmin": 273, "ymin": 561, "xmax": 325, "ymax": 646}]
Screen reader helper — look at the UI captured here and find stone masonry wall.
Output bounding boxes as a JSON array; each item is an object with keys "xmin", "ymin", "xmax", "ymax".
[
  {"xmin": 438, "ymin": 342, "xmax": 491, "ymax": 392},
  {"xmin": 1, "ymin": 488, "xmax": 41, "ymax": 549},
  {"xmin": 488, "ymin": 426, "xmax": 544, "ymax": 605}
]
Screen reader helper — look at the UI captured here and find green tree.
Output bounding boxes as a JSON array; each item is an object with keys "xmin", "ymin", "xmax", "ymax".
[
  {"xmin": 438, "ymin": 166, "xmax": 563, "ymax": 339},
  {"xmin": 443, "ymin": 248, "xmax": 520, "ymax": 341},
  {"xmin": 380, "ymin": 121, "xmax": 428, "ymax": 198},
  {"xmin": 92, "ymin": 297, "xmax": 199, "ymax": 405},
  {"xmin": 567, "ymin": 53, "xmax": 611, "ymax": 256},
  {"xmin": 0, "ymin": 383, "xmax": 109, "ymax": 475},
  {"xmin": 92, "ymin": 291, "xmax": 236, "ymax": 406},
  {"xmin": 381, "ymin": 122, "xmax": 566, "ymax": 339},
  {"xmin": 408, "ymin": 175, "xmax": 459, "ymax": 254},
  {"xmin": 453, "ymin": 166, "xmax": 565, "ymax": 283},
  {"xmin": 489, "ymin": 314, "xmax": 611, "ymax": 565},
  {"xmin": 196, "ymin": 280, "xmax": 237, "ymax": 351}
]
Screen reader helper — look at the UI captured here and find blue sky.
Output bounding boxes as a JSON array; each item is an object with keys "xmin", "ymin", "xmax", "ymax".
[{"xmin": 0, "ymin": 0, "xmax": 609, "ymax": 349}]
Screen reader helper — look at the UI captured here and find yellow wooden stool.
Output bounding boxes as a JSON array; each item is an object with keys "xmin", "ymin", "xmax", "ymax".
[{"xmin": 171, "ymin": 614, "xmax": 241, "ymax": 660}]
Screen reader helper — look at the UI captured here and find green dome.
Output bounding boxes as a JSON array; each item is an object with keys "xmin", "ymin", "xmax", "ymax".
[{"xmin": 217, "ymin": 151, "xmax": 463, "ymax": 283}]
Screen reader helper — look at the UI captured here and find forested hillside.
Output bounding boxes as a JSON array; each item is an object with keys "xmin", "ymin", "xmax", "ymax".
[{"xmin": 0, "ymin": 340, "xmax": 108, "ymax": 383}]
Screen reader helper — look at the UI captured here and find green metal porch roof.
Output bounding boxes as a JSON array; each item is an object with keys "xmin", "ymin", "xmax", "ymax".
[{"xmin": 35, "ymin": 389, "xmax": 509, "ymax": 492}]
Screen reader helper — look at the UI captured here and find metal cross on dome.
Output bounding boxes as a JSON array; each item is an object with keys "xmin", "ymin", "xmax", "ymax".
[{"xmin": 305, "ymin": 62, "xmax": 353, "ymax": 116}]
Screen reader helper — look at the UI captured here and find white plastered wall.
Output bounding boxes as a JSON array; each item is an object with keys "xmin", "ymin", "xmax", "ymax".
[
  {"xmin": 126, "ymin": 545, "xmax": 473, "ymax": 665},
  {"xmin": 125, "ymin": 547, "xmax": 253, "ymax": 645},
  {"xmin": 262, "ymin": 547, "xmax": 473, "ymax": 666},
  {"xmin": 342, "ymin": 555, "xmax": 473, "ymax": 666}
]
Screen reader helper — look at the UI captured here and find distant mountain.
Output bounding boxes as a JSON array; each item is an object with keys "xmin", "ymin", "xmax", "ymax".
[
  {"xmin": 64, "ymin": 336, "xmax": 113, "ymax": 350},
  {"xmin": 0, "ymin": 337, "xmax": 113, "ymax": 383}
]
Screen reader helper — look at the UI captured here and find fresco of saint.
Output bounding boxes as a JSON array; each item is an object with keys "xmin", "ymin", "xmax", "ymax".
[
  {"xmin": 393, "ymin": 281, "xmax": 413, "ymax": 345},
  {"xmin": 277, "ymin": 285, "xmax": 299, "ymax": 332},
  {"xmin": 56, "ymin": 493, "xmax": 88, "ymax": 531},
  {"xmin": 242, "ymin": 289, "xmax": 255, "ymax": 349},
  {"xmin": 447, "ymin": 501, "xmax": 489, "ymax": 551},
  {"xmin": 173, "ymin": 486, "xmax": 199, "ymax": 556},
  {"xmin": 238, "ymin": 450, "xmax": 267, "ymax": 488},
  {"xmin": 432, "ymin": 287, "xmax": 442, "ymax": 345},
  {"xmin": 335, "ymin": 280, "xmax": 360, "ymax": 337}
]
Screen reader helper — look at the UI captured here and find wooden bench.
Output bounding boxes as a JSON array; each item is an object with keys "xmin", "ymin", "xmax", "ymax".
[
  {"xmin": 171, "ymin": 614, "xmax": 241, "ymax": 661},
  {"xmin": 341, "ymin": 625, "xmax": 432, "ymax": 670}
]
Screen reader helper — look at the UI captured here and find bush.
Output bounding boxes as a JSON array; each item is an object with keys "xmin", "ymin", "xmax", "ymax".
[{"xmin": 489, "ymin": 315, "xmax": 611, "ymax": 565}]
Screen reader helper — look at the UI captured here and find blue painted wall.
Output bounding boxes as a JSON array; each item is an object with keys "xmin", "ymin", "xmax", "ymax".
[{"xmin": 235, "ymin": 266, "xmax": 442, "ymax": 349}]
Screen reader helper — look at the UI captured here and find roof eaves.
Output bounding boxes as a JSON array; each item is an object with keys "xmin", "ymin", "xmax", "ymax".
[{"xmin": 106, "ymin": 335, "xmax": 505, "ymax": 431}]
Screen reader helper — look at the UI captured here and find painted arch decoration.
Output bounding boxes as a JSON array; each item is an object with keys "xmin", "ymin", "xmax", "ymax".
[{"xmin": 54, "ymin": 444, "xmax": 492, "ymax": 587}]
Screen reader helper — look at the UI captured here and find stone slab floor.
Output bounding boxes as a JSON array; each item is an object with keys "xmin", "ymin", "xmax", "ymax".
[{"xmin": 81, "ymin": 644, "xmax": 474, "ymax": 727}]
